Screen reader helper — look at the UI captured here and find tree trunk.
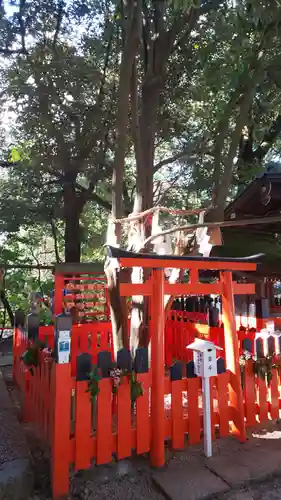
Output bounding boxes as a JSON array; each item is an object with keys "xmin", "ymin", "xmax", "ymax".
[
  {"xmin": 140, "ymin": 83, "xmax": 160, "ymax": 212},
  {"xmin": 106, "ymin": 0, "xmax": 142, "ymax": 354},
  {"xmin": 108, "ymin": 0, "xmax": 142, "ymax": 243},
  {"xmin": 128, "ymin": 80, "xmax": 161, "ymax": 353},
  {"xmin": 105, "ymin": 263, "xmax": 129, "ymax": 356},
  {"xmin": 0, "ymin": 290, "xmax": 14, "ymax": 327},
  {"xmin": 127, "ymin": 2, "xmax": 203, "ymax": 354},
  {"xmin": 65, "ymin": 210, "xmax": 81, "ymax": 263},
  {"xmin": 63, "ymin": 183, "xmax": 83, "ymax": 263},
  {"xmin": 50, "ymin": 218, "xmax": 61, "ymax": 263}
]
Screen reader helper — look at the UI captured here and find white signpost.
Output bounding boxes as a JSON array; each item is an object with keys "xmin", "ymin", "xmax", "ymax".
[
  {"xmin": 187, "ymin": 338, "xmax": 222, "ymax": 458},
  {"xmin": 55, "ymin": 314, "xmax": 72, "ymax": 364},
  {"xmin": 57, "ymin": 330, "xmax": 71, "ymax": 364}
]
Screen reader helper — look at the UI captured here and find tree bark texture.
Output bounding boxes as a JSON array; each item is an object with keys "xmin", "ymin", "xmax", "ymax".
[
  {"xmin": 63, "ymin": 182, "xmax": 83, "ymax": 263},
  {"xmin": 106, "ymin": 0, "xmax": 142, "ymax": 355}
]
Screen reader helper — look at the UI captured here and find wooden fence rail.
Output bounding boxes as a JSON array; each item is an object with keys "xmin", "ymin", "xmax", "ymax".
[
  {"xmin": 16, "ymin": 320, "xmax": 281, "ymax": 375},
  {"xmin": 16, "ymin": 319, "xmax": 281, "ymax": 377},
  {"xmin": 38, "ymin": 323, "xmax": 114, "ymax": 376}
]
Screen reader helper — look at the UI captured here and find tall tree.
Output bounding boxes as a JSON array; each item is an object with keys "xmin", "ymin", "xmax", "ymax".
[
  {"xmin": 0, "ymin": 0, "xmax": 117, "ymax": 261},
  {"xmin": 1, "ymin": 0, "xmax": 281, "ymax": 350}
]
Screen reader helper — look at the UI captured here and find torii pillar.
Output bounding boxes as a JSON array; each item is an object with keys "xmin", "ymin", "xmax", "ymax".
[{"xmin": 221, "ymin": 271, "xmax": 246, "ymax": 442}]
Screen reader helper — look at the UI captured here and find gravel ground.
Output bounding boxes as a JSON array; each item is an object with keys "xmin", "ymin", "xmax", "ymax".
[
  {"xmin": 218, "ymin": 477, "xmax": 281, "ymax": 500},
  {"xmin": 25, "ymin": 433, "xmax": 166, "ymax": 500},
  {"xmin": 68, "ymin": 460, "xmax": 166, "ymax": 500}
]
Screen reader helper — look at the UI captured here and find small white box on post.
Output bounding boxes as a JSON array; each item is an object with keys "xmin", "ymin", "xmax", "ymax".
[
  {"xmin": 55, "ymin": 314, "xmax": 72, "ymax": 364},
  {"xmin": 187, "ymin": 338, "xmax": 223, "ymax": 458}
]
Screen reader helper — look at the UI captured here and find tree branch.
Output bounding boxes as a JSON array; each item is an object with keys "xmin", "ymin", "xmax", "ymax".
[
  {"xmin": 78, "ymin": 5, "xmax": 115, "ymax": 164},
  {"xmin": 91, "ymin": 192, "xmax": 112, "ymax": 211},
  {"xmin": 155, "ymin": 169, "xmax": 186, "ymax": 205},
  {"xmin": 153, "ymin": 149, "xmax": 198, "ymax": 173},
  {"xmin": 18, "ymin": 0, "xmax": 27, "ymax": 54},
  {"xmin": 50, "ymin": 218, "xmax": 61, "ymax": 263},
  {"xmin": 0, "ymin": 0, "xmax": 28, "ymax": 55},
  {"xmin": 53, "ymin": 0, "xmax": 64, "ymax": 48},
  {"xmin": 0, "ymin": 48, "xmax": 26, "ymax": 55},
  {"xmin": 213, "ymin": 78, "xmax": 249, "ymax": 191},
  {"xmin": 216, "ymin": 84, "xmax": 259, "ymax": 212},
  {"xmin": 157, "ymin": 0, "xmax": 221, "ymax": 68}
]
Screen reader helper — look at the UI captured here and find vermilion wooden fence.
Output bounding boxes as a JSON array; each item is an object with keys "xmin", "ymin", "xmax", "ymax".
[
  {"xmin": 38, "ymin": 320, "xmax": 212, "ymax": 372},
  {"xmin": 165, "ymin": 312, "xmax": 226, "ymax": 365},
  {"xmin": 29, "ymin": 320, "xmax": 225, "ymax": 372},
  {"xmin": 13, "ymin": 321, "xmax": 281, "ymax": 499},
  {"xmin": 243, "ymin": 359, "xmax": 281, "ymax": 426},
  {"xmin": 38, "ymin": 323, "xmax": 114, "ymax": 376},
  {"xmin": 16, "ymin": 319, "xmax": 273, "ymax": 378},
  {"xmin": 165, "ymin": 314, "xmax": 281, "ymax": 363},
  {"xmin": 27, "ymin": 351, "xmax": 53, "ymax": 443},
  {"xmin": 14, "ymin": 255, "xmax": 281, "ymax": 498},
  {"xmin": 14, "ymin": 347, "xmax": 281, "ymax": 499},
  {"xmin": 13, "ymin": 327, "xmax": 29, "ymax": 397}
]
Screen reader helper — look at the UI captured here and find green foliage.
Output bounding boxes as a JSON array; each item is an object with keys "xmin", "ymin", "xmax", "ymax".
[
  {"xmin": 86, "ymin": 365, "xmax": 143, "ymax": 403},
  {"xmin": 239, "ymin": 350, "xmax": 281, "ymax": 389},
  {"xmin": 20, "ymin": 340, "xmax": 48, "ymax": 375},
  {"xmin": 8, "ymin": 148, "xmax": 21, "ymax": 163},
  {"xmin": 129, "ymin": 371, "xmax": 143, "ymax": 403},
  {"xmin": 86, "ymin": 365, "xmax": 102, "ymax": 401},
  {"xmin": 0, "ymin": 226, "xmax": 55, "ymax": 325}
]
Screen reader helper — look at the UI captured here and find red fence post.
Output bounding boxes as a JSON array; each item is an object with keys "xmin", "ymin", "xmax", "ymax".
[
  {"xmin": 221, "ymin": 271, "xmax": 246, "ymax": 442},
  {"xmin": 13, "ymin": 327, "xmax": 18, "ymax": 381},
  {"xmin": 74, "ymin": 381, "xmax": 92, "ymax": 471},
  {"xmin": 22, "ymin": 372, "xmax": 31, "ymax": 422},
  {"xmin": 150, "ymin": 268, "xmax": 165, "ymax": 467},
  {"xmin": 54, "ymin": 273, "xmax": 65, "ymax": 316},
  {"xmin": 51, "ymin": 362, "xmax": 72, "ymax": 499}
]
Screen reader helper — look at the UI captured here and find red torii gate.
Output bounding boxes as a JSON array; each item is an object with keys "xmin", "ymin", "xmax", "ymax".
[{"xmin": 108, "ymin": 246, "xmax": 263, "ymax": 467}]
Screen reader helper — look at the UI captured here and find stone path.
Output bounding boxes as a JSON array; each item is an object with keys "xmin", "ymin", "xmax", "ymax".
[
  {"xmin": 0, "ymin": 370, "xmax": 33, "ymax": 499},
  {"xmin": 153, "ymin": 424, "xmax": 281, "ymax": 500},
  {"xmin": 0, "ymin": 355, "xmax": 13, "ymax": 367}
]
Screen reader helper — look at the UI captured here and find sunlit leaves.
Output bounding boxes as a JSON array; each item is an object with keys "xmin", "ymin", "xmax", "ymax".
[{"xmin": 8, "ymin": 147, "xmax": 21, "ymax": 162}]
